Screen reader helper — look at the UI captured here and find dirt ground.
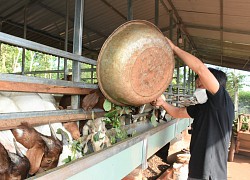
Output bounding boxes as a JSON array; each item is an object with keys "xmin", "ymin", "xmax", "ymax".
[
  {"xmin": 142, "ymin": 155, "xmax": 170, "ymax": 179},
  {"xmin": 141, "ymin": 129, "xmax": 250, "ymax": 180},
  {"xmin": 228, "ymin": 154, "xmax": 250, "ymax": 180}
]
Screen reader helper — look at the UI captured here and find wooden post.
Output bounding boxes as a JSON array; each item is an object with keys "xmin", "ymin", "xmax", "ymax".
[{"xmin": 228, "ymin": 134, "xmax": 236, "ymax": 162}]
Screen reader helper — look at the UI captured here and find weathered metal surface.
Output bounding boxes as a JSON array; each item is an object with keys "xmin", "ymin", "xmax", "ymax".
[
  {"xmin": 0, "ymin": 73, "xmax": 98, "ymax": 89},
  {"xmin": 0, "ymin": 80, "xmax": 93, "ymax": 95},
  {"xmin": 29, "ymin": 118, "xmax": 192, "ymax": 180},
  {"xmin": 97, "ymin": 20, "xmax": 175, "ymax": 106},
  {"xmin": 0, "ymin": 32, "xmax": 96, "ymax": 65},
  {"xmin": 0, "ymin": 109, "xmax": 104, "ymax": 130}
]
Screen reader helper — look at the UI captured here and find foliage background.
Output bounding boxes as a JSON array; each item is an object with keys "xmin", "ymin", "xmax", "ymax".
[{"xmin": 0, "ymin": 43, "xmax": 97, "ymax": 83}]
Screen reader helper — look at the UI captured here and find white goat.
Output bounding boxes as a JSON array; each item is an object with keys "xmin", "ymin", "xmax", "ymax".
[
  {"xmin": 0, "ymin": 94, "xmax": 27, "ymax": 154},
  {"xmin": 82, "ymin": 117, "xmax": 111, "ymax": 153},
  {"xmin": 0, "ymin": 92, "xmax": 76, "ymax": 167}
]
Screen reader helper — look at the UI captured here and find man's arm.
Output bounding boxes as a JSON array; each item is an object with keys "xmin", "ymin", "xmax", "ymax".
[
  {"xmin": 152, "ymin": 96, "xmax": 190, "ymax": 118},
  {"xmin": 166, "ymin": 38, "xmax": 219, "ymax": 94}
]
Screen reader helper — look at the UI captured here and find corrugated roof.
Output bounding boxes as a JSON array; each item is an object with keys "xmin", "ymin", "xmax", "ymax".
[{"xmin": 0, "ymin": 0, "xmax": 249, "ymax": 71}]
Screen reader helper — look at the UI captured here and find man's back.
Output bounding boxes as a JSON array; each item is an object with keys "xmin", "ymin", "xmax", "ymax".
[{"xmin": 187, "ymin": 86, "xmax": 234, "ymax": 179}]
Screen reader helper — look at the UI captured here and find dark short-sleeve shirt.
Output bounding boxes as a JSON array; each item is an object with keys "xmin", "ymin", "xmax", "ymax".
[{"xmin": 187, "ymin": 86, "xmax": 234, "ymax": 180}]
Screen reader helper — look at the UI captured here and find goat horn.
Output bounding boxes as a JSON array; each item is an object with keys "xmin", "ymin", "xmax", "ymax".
[
  {"xmin": 13, "ymin": 138, "xmax": 25, "ymax": 158},
  {"xmin": 7, "ymin": 151, "xmax": 21, "ymax": 164},
  {"xmin": 41, "ymin": 136, "xmax": 55, "ymax": 150},
  {"xmin": 49, "ymin": 123, "xmax": 58, "ymax": 140}
]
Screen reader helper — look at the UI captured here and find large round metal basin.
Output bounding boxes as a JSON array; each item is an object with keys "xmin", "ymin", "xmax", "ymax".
[{"xmin": 97, "ymin": 20, "xmax": 174, "ymax": 106}]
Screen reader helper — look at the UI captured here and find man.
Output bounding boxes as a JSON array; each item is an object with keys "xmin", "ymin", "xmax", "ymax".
[{"xmin": 152, "ymin": 37, "xmax": 234, "ymax": 180}]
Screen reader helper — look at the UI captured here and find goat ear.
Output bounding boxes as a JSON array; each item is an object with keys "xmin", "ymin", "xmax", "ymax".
[
  {"xmin": 26, "ymin": 143, "xmax": 44, "ymax": 175},
  {"xmin": 82, "ymin": 92, "xmax": 99, "ymax": 111}
]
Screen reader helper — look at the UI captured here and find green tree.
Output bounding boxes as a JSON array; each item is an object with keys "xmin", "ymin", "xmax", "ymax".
[
  {"xmin": 239, "ymin": 91, "xmax": 250, "ymax": 113},
  {"xmin": 0, "ymin": 44, "xmax": 20, "ymax": 73},
  {"xmin": 226, "ymin": 70, "xmax": 249, "ymax": 114}
]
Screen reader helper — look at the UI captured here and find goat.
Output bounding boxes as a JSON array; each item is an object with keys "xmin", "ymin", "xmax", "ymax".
[
  {"xmin": 0, "ymin": 140, "xmax": 30, "ymax": 179},
  {"xmin": 132, "ymin": 94, "xmax": 167, "ymax": 123},
  {"xmin": 81, "ymin": 88, "xmax": 105, "ymax": 111},
  {"xmin": 0, "ymin": 92, "xmax": 86, "ymax": 170},
  {"xmin": 78, "ymin": 88, "xmax": 106, "ymax": 134},
  {"xmin": 59, "ymin": 75, "xmax": 105, "ymax": 110},
  {"xmin": 58, "ymin": 74, "xmax": 83, "ymax": 140},
  {"xmin": 0, "ymin": 92, "xmax": 69, "ymax": 139},
  {"xmin": 82, "ymin": 117, "xmax": 111, "ymax": 153},
  {"xmin": 12, "ymin": 123, "xmax": 63, "ymax": 175},
  {"xmin": 57, "ymin": 129, "xmax": 83, "ymax": 166},
  {"xmin": 59, "ymin": 88, "xmax": 105, "ymax": 138}
]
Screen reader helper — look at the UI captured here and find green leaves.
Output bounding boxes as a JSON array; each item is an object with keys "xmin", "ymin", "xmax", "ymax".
[
  {"xmin": 93, "ymin": 132, "xmax": 101, "ymax": 142},
  {"xmin": 103, "ymin": 99, "xmax": 112, "ymax": 111},
  {"xmin": 103, "ymin": 99, "xmax": 134, "ymax": 144},
  {"xmin": 62, "ymin": 139, "xmax": 83, "ymax": 164},
  {"xmin": 62, "ymin": 156, "xmax": 72, "ymax": 163},
  {"xmin": 56, "ymin": 128, "xmax": 70, "ymax": 141},
  {"xmin": 150, "ymin": 109, "xmax": 158, "ymax": 127},
  {"xmin": 104, "ymin": 109, "xmax": 118, "ymax": 118}
]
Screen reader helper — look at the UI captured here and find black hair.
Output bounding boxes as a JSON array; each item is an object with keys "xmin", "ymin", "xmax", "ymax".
[
  {"xmin": 208, "ymin": 67, "xmax": 227, "ymax": 88},
  {"xmin": 195, "ymin": 74, "xmax": 199, "ymax": 80},
  {"xmin": 195, "ymin": 68, "xmax": 227, "ymax": 88}
]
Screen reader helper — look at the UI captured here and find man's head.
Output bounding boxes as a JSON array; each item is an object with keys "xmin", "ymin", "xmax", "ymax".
[
  {"xmin": 195, "ymin": 68, "xmax": 227, "ymax": 88},
  {"xmin": 208, "ymin": 68, "xmax": 227, "ymax": 88}
]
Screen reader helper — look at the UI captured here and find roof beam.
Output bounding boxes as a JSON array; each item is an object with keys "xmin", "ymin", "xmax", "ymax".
[
  {"xmin": 186, "ymin": 23, "xmax": 250, "ymax": 36},
  {"xmin": 2, "ymin": 19, "xmax": 98, "ymax": 53},
  {"xmin": 197, "ymin": 48, "xmax": 249, "ymax": 70},
  {"xmin": 37, "ymin": 1, "xmax": 108, "ymax": 38},
  {"xmin": 197, "ymin": 48, "xmax": 249, "ymax": 60},
  {"xmin": 166, "ymin": 0, "xmax": 197, "ymax": 50},
  {"xmin": 160, "ymin": 23, "xmax": 177, "ymax": 33},
  {"xmin": 100, "ymin": 0, "xmax": 127, "ymax": 20},
  {"xmin": 3, "ymin": 0, "xmax": 40, "ymax": 19},
  {"xmin": 242, "ymin": 58, "xmax": 249, "ymax": 69}
]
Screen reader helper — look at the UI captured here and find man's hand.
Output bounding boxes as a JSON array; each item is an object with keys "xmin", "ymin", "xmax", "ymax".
[
  {"xmin": 151, "ymin": 96, "xmax": 165, "ymax": 108},
  {"xmin": 165, "ymin": 37, "xmax": 176, "ymax": 51},
  {"xmin": 165, "ymin": 36, "xmax": 219, "ymax": 94}
]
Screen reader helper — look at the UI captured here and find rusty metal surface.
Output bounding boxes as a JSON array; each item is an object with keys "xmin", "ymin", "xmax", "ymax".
[{"xmin": 97, "ymin": 20, "xmax": 174, "ymax": 106}]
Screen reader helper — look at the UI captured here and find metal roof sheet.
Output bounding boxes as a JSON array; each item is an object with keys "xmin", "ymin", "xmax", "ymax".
[{"xmin": 0, "ymin": 0, "xmax": 249, "ymax": 71}]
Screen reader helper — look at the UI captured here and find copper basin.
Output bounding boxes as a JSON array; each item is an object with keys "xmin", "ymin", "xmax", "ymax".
[{"xmin": 97, "ymin": 20, "xmax": 174, "ymax": 106}]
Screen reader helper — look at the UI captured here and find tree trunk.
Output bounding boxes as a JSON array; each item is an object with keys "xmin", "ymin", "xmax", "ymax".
[{"xmin": 234, "ymin": 70, "xmax": 239, "ymax": 117}]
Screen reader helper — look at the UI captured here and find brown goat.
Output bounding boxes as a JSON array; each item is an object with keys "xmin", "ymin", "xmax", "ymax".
[
  {"xmin": 59, "ymin": 76, "xmax": 105, "ymax": 140},
  {"xmin": 59, "ymin": 75, "xmax": 105, "ymax": 140},
  {"xmin": 11, "ymin": 123, "xmax": 62, "ymax": 175},
  {"xmin": 0, "ymin": 142, "xmax": 11, "ymax": 178},
  {"xmin": 0, "ymin": 140, "xmax": 30, "ymax": 180},
  {"xmin": 58, "ymin": 94, "xmax": 82, "ymax": 140}
]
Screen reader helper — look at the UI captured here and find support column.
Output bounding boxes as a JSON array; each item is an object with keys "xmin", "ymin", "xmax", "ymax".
[
  {"xmin": 64, "ymin": 0, "xmax": 69, "ymax": 80},
  {"xmin": 169, "ymin": 10, "xmax": 173, "ymax": 40},
  {"xmin": 154, "ymin": 0, "xmax": 159, "ymax": 26},
  {"xmin": 0, "ymin": 21, "xmax": 2, "ymax": 56},
  {"xmin": 127, "ymin": 0, "xmax": 133, "ymax": 21},
  {"xmin": 22, "ymin": 5, "xmax": 28, "ymax": 75},
  {"xmin": 72, "ymin": 0, "xmax": 84, "ymax": 109}
]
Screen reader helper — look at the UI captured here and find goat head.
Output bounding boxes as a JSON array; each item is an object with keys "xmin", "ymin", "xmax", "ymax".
[
  {"xmin": 0, "ymin": 140, "xmax": 30, "ymax": 179},
  {"xmin": 12, "ymin": 123, "xmax": 62, "ymax": 175}
]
